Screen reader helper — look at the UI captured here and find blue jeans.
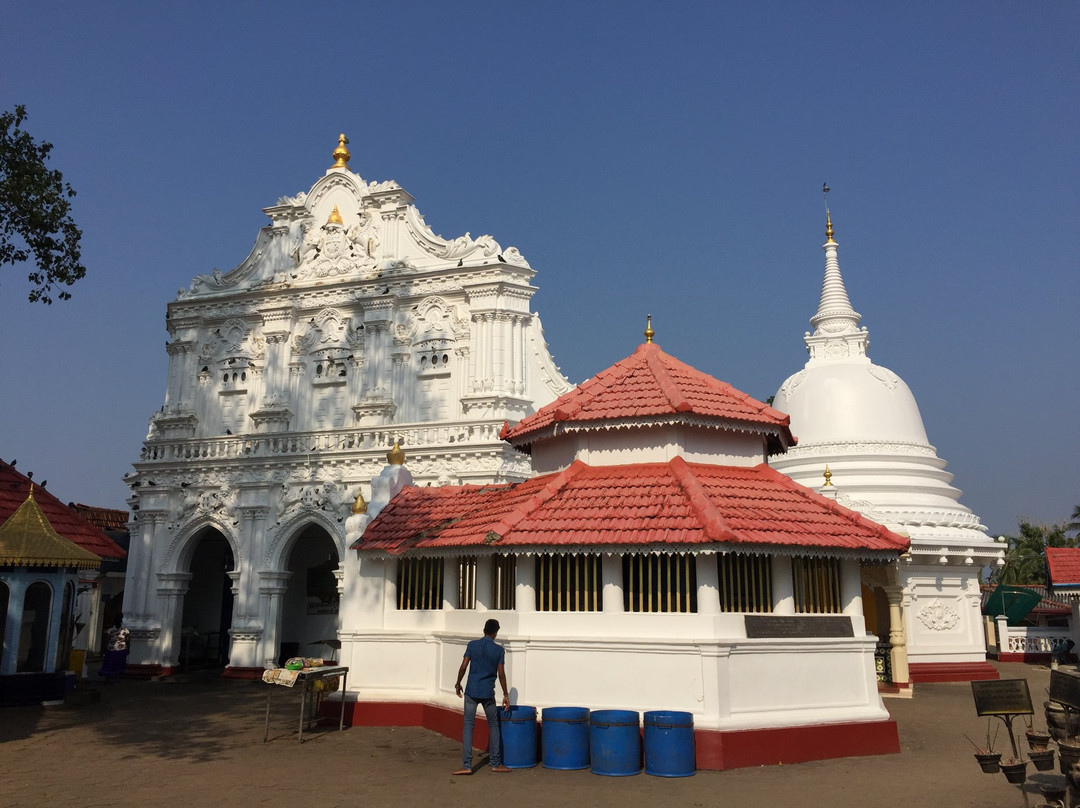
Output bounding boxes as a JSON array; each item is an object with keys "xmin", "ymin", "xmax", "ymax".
[{"xmin": 462, "ymin": 694, "xmax": 502, "ymax": 768}]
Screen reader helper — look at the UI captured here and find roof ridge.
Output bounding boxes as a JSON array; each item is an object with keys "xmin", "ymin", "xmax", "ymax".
[
  {"xmin": 667, "ymin": 456, "xmax": 736, "ymax": 541},
  {"xmin": 489, "ymin": 460, "xmax": 585, "ymax": 539},
  {"xmin": 643, "ymin": 346, "xmax": 693, "ymax": 413}
]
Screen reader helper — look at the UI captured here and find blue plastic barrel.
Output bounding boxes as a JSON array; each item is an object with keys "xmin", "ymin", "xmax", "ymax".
[
  {"xmin": 643, "ymin": 710, "xmax": 695, "ymax": 777},
  {"xmin": 541, "ymin": 707, "xmax": 590, "ymax": 770},
  {"xmin": 500, "ymin": 705, "xmax": 538, "ymax": 768},
  {"xmin": 589, "ymin": 710, "xmax": 641, "ymax": 776}
]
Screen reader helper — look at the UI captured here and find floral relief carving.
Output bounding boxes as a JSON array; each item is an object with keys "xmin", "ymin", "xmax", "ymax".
[{"xmin": 916, "ymin": 599, "xmax": 960, "ymax": 631}]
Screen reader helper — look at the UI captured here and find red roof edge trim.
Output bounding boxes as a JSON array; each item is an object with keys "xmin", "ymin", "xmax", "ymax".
[
  {"xmin": 489, "ymin": 460, "xmax": 585, "ymax": 537},
  {"xmin": 667, "ymin": 456, "xmax": 736, "ymax": 542}
]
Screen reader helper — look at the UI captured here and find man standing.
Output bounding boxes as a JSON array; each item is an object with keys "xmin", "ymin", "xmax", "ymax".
[{"xmin": 453, "ymin": 618, "xmax": 511, "ymax": 774}]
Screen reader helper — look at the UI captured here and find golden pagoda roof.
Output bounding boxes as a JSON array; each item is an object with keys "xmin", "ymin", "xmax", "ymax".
[{"xmin": 0, "ymin": 487, "xmax": 101, "ymax": 569}]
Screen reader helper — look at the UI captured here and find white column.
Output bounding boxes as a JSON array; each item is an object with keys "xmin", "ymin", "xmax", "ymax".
[
  {"xmin": 515, "ymin": 555, "xmax": 536, "ymax": 613},
  {"xmin": 771, "ymin": 556, "xmax": 795, "ymax": 615},
  {"xmin": 257, "ymin": 571, "xmax": 292, "ymax": 668},
  {"xmin": 885, "ymin": 582, "xmax": 910, "ymax": 686},
  {"xmin": 443, "ymin": 558, "xmax": 458, "ymax": 610},
  {"xmin": 155, "ymin": 572, "xmax": 192, "ymax": 672},
  {"xmin": 0, "ymin": 578, "xmax": 25, "ymax": 675},
  {"xmin": 602, "ymin": 554, "xmax": 623, "ymax": 613},
  {"xmin": 475, "ymin": 555, "xmax": 493, "ymax": 611},
  {"xmin": 840, "ymin": 558, "xmax": 863, "ymax": 610},
  {"xmin": 696, "ymin": 554, "xmax": 720, "ymax": 615}
]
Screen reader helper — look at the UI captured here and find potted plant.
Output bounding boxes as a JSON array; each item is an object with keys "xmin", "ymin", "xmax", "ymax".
[
  {"xmin": 965, "ymin": 731, "xmax": 1002, "ymax": 773},
  {"xmin": 1057, "ymin": 735, "xmax": 1080, "ymax": 774},
  {"xmin": 1027, "ymin": 720, "xmax": 1052, "ymax": 750},
  {"xmin": 1000, "ymin": 758, "xmax": 1028, "ymax": 784},
  {"xmin": 1029, "ymin": 746, "xmax": 1056, "ymax": 771}
]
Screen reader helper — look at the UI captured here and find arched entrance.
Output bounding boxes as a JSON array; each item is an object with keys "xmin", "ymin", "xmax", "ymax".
[
  {"xmin": 180, "ymin": 527, "xmax": 234, "ymax": 669},
  {"xmin": 278, "ymin": 524, "xmax": 340, "ymax": 665}
]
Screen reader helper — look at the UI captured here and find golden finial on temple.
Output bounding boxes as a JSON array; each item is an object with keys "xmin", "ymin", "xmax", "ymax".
[
  {"xmin": 823, "ymin": 464, "xmax": 833, "ymax": 486},
  {"xmin": 644, "ymin": 314, "xmax": 654, "ymax": 344},
  {"xmin": 331, "ymin": 133, "xmax": 351, "ymax": 169},
  {"xmin": 352, "ymin": 490, "xmax": 368, "ymax": 515},
  {"xmin": 327, "ymin": 205, "xmax": 344, "ymax": 226},
  {"xmin": 387, "ymin": 439, "xmax": 405, "ymax": 466}
]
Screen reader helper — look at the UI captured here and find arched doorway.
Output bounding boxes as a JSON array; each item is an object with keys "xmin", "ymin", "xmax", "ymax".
[
  {"xmin": 18, "ymin": 581, "xmax": 52, "ymax": 673},
  {"xmin": 180, "ymin": 527, "xmax": 234, "ymax": 669},
  {"xmin": 278, "ymin": 524, "xmax": 340, "ymax": 665}
]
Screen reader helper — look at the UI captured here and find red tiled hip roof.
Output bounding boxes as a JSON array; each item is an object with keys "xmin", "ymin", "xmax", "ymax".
[
  {"xmin": 354, "ymin": 458, "xmax": 908, "ymax": 557},
  {"xmin": 501, "ymin": 342, "xmax": 795, "ymax": 454}
]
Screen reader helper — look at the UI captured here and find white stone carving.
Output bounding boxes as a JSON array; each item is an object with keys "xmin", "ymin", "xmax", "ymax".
[{"xmin": 916, "ymin": 599, "xmax": 961, "ymax": 632}]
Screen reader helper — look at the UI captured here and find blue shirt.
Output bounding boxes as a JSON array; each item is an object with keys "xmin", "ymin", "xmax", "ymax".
[{"xmin": 464, "ymin": 636, "xmax": 505, "ymax": 699}]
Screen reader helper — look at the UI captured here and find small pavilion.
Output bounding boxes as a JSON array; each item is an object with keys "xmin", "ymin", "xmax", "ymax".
[
  {"xmin": 343, "ymin": 323, "xmax": 911, "ymax": 769},
  {"xmin": 0, "ymin": 486, "xmax": 101, "ymax": 705}
]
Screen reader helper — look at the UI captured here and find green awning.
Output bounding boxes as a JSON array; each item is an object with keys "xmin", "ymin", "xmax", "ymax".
[{"xmin": 984, "ymin": 585, "xmax": 1043, "ymax": 626}]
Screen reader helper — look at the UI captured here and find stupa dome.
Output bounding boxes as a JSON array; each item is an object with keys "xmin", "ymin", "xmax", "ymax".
[{"xmin": 774, "ymin": 359, "xmax": 928, "ymax": 446}]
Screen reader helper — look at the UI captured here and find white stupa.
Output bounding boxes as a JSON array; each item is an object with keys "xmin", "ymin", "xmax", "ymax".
[{"xmin": 771, "ymin": 209, "xmax": 1003, "ymax": 683}]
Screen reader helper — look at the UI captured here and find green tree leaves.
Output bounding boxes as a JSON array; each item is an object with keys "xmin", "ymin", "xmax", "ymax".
[
  {"xmin": 0, "ymin": 105, "xmax": 85, "ymax": 303},
  {"xmin": 991, "ymin": 521, "xmax": 1076, "ymax": 585}
]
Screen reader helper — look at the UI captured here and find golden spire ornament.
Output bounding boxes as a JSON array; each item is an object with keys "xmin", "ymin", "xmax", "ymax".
[
  {"xmin": 387, "ymin": 440, "xmax": 405, "ymax": 466},
  {"xmin": 327, "ymin": 205, "xmax": 344, "ymax": 226},
  {"xmin": 352, "ymin": 490, "xmax": 368, "ymax": 515},
  {"xmin": 822, "ymin": 465, "xmax": 833, "ymax": 486},
  {"xmin": 644, "ymin": 314, "xmax": 654, "ymax": 344},
  {"xmin": 331, "ymin": 133, "xmax": 351, "ymax": 169}
]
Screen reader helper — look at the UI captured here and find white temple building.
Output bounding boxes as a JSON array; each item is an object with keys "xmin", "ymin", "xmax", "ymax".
[
  {"xmin": 771, "ymin": 211, "xmax": 1003, "ymax": 684},
  {"xmin": 124, "ymin": 136, "xmax": 571, "ymax": 676}
]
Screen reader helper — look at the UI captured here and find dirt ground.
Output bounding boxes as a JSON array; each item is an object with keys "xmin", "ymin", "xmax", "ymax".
[{"xmin": 0, "ymin": 661, "xmax": 1066, "ymax": 808}]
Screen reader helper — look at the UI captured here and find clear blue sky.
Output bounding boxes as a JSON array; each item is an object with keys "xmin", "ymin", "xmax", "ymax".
[{"xmin": 1, "ymin": 2, "xmax": 1076, "ymax": 537}]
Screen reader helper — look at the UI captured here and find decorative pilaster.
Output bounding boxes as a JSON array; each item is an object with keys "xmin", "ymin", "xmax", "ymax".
[{"xmin": 884, "ymin": 583, "xmax": 910, "ymax": 686}]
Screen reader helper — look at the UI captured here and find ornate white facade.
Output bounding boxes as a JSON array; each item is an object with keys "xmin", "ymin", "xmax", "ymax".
[
  {"xmin": 124, "ymin": 136, "xmax": 570, "ymax": 675},
  {"xmin": 771, "ymin": 213, "xmax": 1003, "ymax": 681}
]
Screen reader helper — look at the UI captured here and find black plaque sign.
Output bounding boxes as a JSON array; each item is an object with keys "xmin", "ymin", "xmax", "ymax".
[
  {"xmin": 971, "ymin": 679, "xmax": 1034, "ymax": 716},
  {"xmin": 1050, "ymin": 669, "xmax": 1080, "ymax": 710},
  {"xmin": 744, "ymin": 615, "xmax": 853, "ymax": 639}
]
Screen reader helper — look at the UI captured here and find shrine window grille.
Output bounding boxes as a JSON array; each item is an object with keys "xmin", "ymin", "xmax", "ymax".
[
  {"xmin": 492, "ymin": 554, "xmax": 516, "ymax": 610},
  {"xmin": 535, "ymin": 554, "xmax": 600, "ymax": 612},
  {"xmin": 457, "ymin": 556, "xmax": 477, "ymax": 609},
  {"xmin": 793, "ymin": 556, "xmax": 842, "ymax": 614},
  {"xmin": 397, "ymin": 558, "xmax": 444, "ymax": 610},
  {"xmin": 623, "ymin": 553, "xmax": 697, "ymax": 613},
  {"xmin": 717, "ymin": 553, "xmax": 773, "ymax": 613}
]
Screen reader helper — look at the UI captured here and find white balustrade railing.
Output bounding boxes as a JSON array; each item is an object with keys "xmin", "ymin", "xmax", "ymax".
[
  {"xmin": 139, "ymin": 421, "xmax": 506, "ymax": 463},
  {"xmin": 998, "ymin": 624, "xmax": 1075, "ymax": 655}
]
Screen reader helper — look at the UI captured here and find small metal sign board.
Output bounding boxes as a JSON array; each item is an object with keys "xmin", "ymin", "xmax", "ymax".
[
  {"xmin": 744, "ymin": 615, "xmax": 853, "ymax": 639},
  {"xmin": 971, "ymin": 678, "xmax": 1034, "ymax": 716},
  {"xmin": 1049, "ymin": 669, "xmax": 1080, "ymax": 710}
]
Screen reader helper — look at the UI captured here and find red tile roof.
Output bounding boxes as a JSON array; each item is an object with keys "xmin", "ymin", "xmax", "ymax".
[
  {"xmin": 501, "ymin": 342, "xmax": 795, "ymax": 454},
  {"xmin": 354, "ymin": 457, "xmax": 908, "ymax": 556},
  {"xmin": 69, "ymin": 503, "xmax": 130, "ymax": 533},
  {"xmin": 1047, "ymin": 547, "xmax": 1080, "ymax": 587},
  {"xmin": 0, "ymin": 460, "xmax": 126, "ymax": 559}
]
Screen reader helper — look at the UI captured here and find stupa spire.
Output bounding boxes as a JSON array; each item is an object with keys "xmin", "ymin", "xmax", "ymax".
[{"xmin": 804, "ymin": 196, "xmax": 869, "ymax": 361}]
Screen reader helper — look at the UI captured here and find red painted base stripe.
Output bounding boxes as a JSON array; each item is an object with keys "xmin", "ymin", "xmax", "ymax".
[
  {"xmin": 908, "ymin": 661, "xmax": 1000, "ymax": 683},
  {"xmin": 329, "ymin": 701, "xmax": 898, "ymax": 771}
]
